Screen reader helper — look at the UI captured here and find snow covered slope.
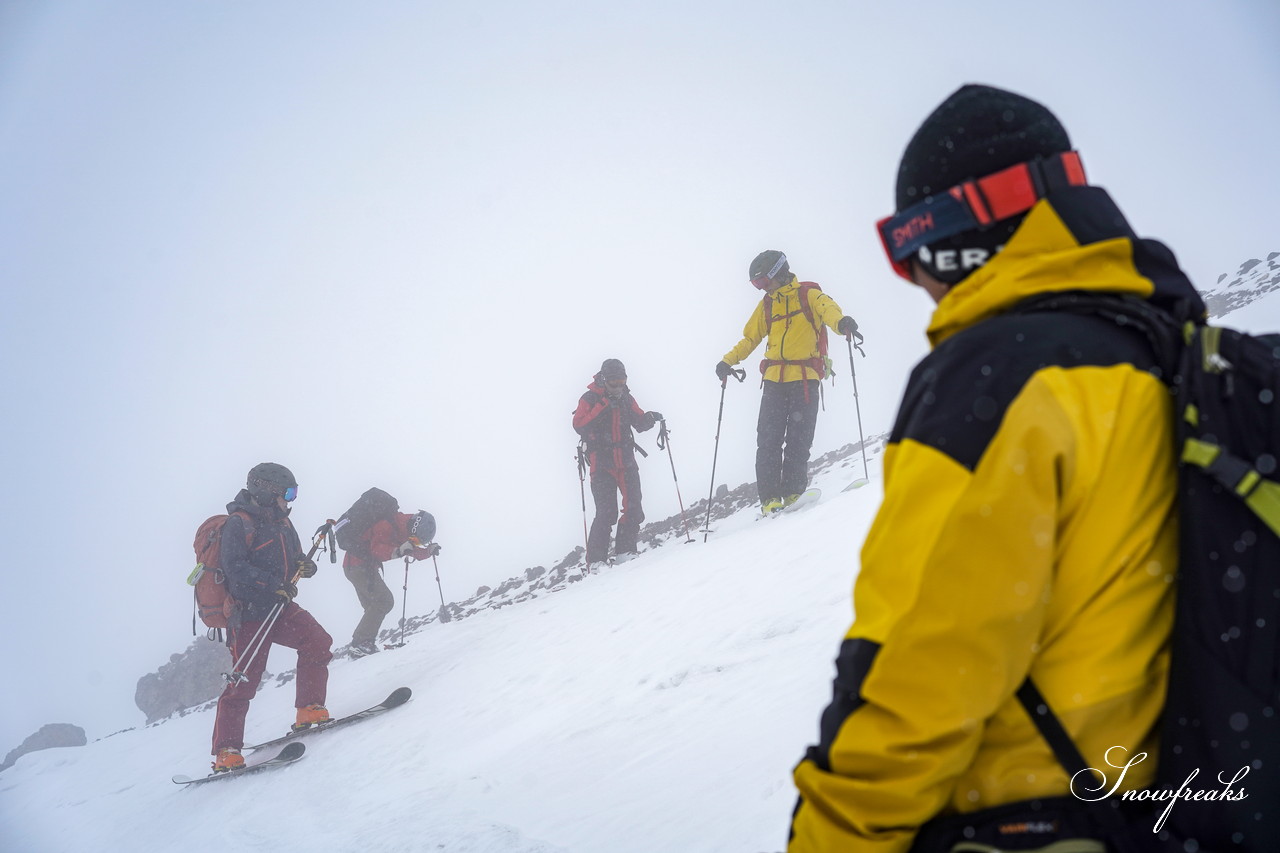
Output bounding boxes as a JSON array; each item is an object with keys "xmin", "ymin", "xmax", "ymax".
[
  {"xmin": 0, "ymin": 452, "xmax": 883, "ymax": 853},
  {"xmin": 5, "ymin": 269, "xmax": 1277, "ymax": 853}
]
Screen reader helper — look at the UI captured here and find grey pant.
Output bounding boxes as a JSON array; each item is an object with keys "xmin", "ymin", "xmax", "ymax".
[{"xmin": 344, "ymin": 562, "xmax": 394, "ymax": 646}]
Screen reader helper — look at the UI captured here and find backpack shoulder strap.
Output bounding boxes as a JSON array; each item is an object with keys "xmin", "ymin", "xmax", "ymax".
[
  {"xmin": 797, "ymin": 281, "xmax": 823, "ymax": 328},
  {"xmin": 231, "ymin": 510, "xmax": 255, "ymax": 547}
]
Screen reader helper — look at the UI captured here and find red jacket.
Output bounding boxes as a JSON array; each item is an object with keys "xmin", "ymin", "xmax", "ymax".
[
  {"xmin": 572, "ymin": 376, "xmax": 656, "ymax": 473},
  {"xmin": 343, "ymin": 512, "xmax": 428, "ymax": 570}
]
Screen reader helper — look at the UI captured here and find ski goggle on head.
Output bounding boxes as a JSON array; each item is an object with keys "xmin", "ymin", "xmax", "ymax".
[
  {"xmin": 283, "ymin": 486, "xmax": 298, "ymax": 502},
  {"xmin": 750, "ymin": 253, "xmax": 789, "ymax": 290},
  {"xmin": 876, "ymin": 152, "xmax": 1087, "ymax": 282}
]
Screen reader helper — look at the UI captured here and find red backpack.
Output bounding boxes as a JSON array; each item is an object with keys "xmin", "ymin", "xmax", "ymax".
[
  {"xmin": 761, "ymin": 281, "xmax": 832, "ymax": 383},
  {"xmin": 188, "ymin": 511, "xmax": 253, "ymax": 635}
]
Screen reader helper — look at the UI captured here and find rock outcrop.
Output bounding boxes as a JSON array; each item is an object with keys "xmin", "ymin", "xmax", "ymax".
[
  {"xmin": 1, "ymin": 723, "xmax": 87, "ymax": 772},
  {"xmin": 134, "ymin": 636, "xmax": 233, "ymax": 724}
]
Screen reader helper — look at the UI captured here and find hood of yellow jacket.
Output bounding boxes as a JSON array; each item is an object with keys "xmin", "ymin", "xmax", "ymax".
[{"xmin": 925, "ymin": 186, "xmax": 1205, "ymax": 348}]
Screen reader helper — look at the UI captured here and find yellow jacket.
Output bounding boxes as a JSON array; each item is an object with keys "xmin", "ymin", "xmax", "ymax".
[
  {"xmin": 723, "ymin": 277, "xmax": 846, "ymax": 383},
  {"xmin": 789, "ymin": 187, "xmax": 1204, "ymax": 852}
]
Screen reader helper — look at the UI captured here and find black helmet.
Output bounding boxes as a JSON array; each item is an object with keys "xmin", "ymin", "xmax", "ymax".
[
  {"xmin": 247, "ymin": 462, "xmax": 297, "ymax": 505},
  {"xmin": 599, "ymin": 358, "xmax": 627, "ymax": 380},
  {"xmin": 749, "ymin": 250, "xmax": 789, "ymax": 286},
  {"xmin": 408, "ymin": 510, "xmax": 436, "ymax": 546}
]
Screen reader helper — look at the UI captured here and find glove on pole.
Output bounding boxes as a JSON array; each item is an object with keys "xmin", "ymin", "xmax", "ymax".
[
  {"xmin": 846, "ymin": 334, "xmax": 870, "ymax": 482},
  {"xmin": 224, "ymin": 521, "xmax": 330, "ymax": 683},
  {"xmin": 656, "ymin": 419, "xmax": 694, "ymax": 543},
  {"xmin": 702, "ymin": 368, "xmax": 745, "ymax": 542}
]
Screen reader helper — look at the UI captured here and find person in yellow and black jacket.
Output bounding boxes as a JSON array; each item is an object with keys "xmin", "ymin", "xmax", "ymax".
[
  {"xmin": 717, "ymin": 252, "xmax": 860, "ymax": 515},
  {"xmin": 788, "ymin": 85, "xmax": 1206, "ymax": 852}
]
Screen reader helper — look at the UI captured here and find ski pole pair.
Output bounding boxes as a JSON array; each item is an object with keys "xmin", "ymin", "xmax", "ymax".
[
  {"xmin": 224, "ymin": 519, "xmax": 342, "ymax": 684},
  {"xmin": 392, "ymin": 549, "xmax": 449, "ymax": 649}
]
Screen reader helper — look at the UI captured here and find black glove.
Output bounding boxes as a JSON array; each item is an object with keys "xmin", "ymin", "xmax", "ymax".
[
  {"xmin": 295, "ymin": 558, "xmax": 318, "ymax": 579},
  {"xmin": 275, "ymin": 581, "xmax": 299, "ymax": 604},
  {"xmin": 837, "ymin": 316, "xmax": 858, "ymax": 338},
  {"xmin": 715, "ymin": 361, "xmax": 733, "ymax": 380},
  {"xmin": 647, "ymin": 411, "xmax": 664, "ymax": 423}
]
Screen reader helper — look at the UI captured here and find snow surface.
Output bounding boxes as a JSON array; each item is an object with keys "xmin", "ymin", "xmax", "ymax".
[
  {"xmin": 0, "ymin": 453, "xmax": 883, "ymax": 853},
  {"xmin": 4, "ymin": 288, "xmax": 1276, "ymax": 853}
]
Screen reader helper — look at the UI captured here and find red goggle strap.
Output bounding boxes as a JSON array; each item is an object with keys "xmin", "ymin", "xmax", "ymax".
[{"xmin": 879, "ymin": 151, "xmax": 1087, "ymax": 263}]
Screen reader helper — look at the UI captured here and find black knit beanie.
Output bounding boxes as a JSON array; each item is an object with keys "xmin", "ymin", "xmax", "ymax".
[
  {"xmin": 895, "ymin": 84, "xmax": 1072, "ymax": 284},
  {"xmin": 599, "ymin": 358, "xmax": 627, "ymax": 380}
]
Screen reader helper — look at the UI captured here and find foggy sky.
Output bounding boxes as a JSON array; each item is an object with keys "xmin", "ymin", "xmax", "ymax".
[{"xmin": 2, "ymin": 0, "xmax": 1277, "ymax": 749}]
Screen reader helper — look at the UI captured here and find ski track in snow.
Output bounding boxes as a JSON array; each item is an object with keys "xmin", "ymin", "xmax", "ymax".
[{"xmin": 1, "ymin": 452, "xmax": 882, "ymax": 853}]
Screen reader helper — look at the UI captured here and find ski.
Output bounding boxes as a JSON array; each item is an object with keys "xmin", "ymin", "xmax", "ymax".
[
  {"xmin": 242, "ymin": 687, "xmax": 412, "ymax": 753},
  {"xmin": 173, "ymin": 741, "xmax": 305, "ymax": 786},
  {"xmin": 778, "ymin": 488, "xmax": 822, "ymax": 514}
]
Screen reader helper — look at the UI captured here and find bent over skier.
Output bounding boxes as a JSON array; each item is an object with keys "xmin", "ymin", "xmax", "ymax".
[{"xmin": 572, "ymin": 359, "xmax": 661, "ymax": 568}]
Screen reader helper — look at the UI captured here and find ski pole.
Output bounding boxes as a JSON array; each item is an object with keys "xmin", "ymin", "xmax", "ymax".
[
  {"xmin": 703, "ymin": 368, "xmax": 746, "ymax": 542},
  {"xmin": 224, "ymin": 600, "xmax": 284, "ymax": 684},
  {"xmin": 576, "ymin": 442, "xmax": 591, "ymax": 568},
  {"xmin": 393, "ymin": 556, "xmax": 411, "ymax": 648},
  {"xmin": 656, "ymin": 418, "xmax": 694, "ymax": 543},
  {"xmin": 224, "ymin": 521, "xmax": 331, "ymax": 683},
  {"xmin": 846, "ymin": 334, "xmax": 869, "ymax": 483},
  {"xmin": 432, "ymin": 553, "xmax": 450, "ymax": 623}
]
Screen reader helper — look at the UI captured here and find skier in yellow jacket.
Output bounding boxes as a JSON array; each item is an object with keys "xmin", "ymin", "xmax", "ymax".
[
  {"xmin": 717, "ymin": 252, "xmax": 860, "ymax": 515},
  {"xmin": 788, "ymin": 84, "xmax": 1206, "ymax": 851}
]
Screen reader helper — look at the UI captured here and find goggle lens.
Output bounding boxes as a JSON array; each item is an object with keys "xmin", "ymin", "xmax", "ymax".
[
  {"xmin": 283, "ymin": 486, "xmax": 298, "ymax": 502},
  {"xmin": 876, "ymin": 215, "xmax": 915, "ymax": 282}
]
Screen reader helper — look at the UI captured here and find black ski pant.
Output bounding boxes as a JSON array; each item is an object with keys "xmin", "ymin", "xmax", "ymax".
[
  {"xmin": 756, "ymin": 379, "xmax": 820, "ymax": 505},
  {"xmin": 587, "ymin": 465, "xmax": 644, "ymax": 563},
  {"xmin": 344, "ymin": 562, "xmax": 394, "ymax": 646}
]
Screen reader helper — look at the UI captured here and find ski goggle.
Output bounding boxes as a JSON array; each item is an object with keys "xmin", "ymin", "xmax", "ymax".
[
  {"xmin": 876, "ymin": 151, "xmax": 1087, "ymax": 282},
  {"xmin": 283, "ymin": 486, "xmax": 298, "ymax": 502},
  {"xmin": 749, "ymin": 253, "xmax": 788, "ymax": 290}
]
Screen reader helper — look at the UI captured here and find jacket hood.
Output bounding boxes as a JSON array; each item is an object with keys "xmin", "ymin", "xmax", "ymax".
[{"xmin": 926, "ymin": 186, "xmax": 1206, "ymax": 348}]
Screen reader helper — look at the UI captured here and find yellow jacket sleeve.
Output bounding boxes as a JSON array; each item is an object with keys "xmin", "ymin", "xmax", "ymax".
[
  {"xmin": 809, "ymin": 289, "xmax": 845, "ymax": 334},
  {"xmin": 723, "ymin": 301, "xmax": 767, "ymax": 366}
]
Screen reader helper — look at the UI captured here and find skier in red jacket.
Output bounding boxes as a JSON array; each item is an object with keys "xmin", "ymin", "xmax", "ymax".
[
  {"xmin": 572, "ymin": 359, "xmax": 661, "ymax": 568},
  {"xmin": 342, "ymin": 507, "xmax": 439, "ymax": 657}
]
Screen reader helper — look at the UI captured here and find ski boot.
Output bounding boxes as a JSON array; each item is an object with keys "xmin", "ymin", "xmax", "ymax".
[
  {"xmin": 212, "ymin": 747, "xmax": 244, "ymax": 773},
  {"xmin": 292, "ymin": 704, "xmax": 331, "ymax": 732}
]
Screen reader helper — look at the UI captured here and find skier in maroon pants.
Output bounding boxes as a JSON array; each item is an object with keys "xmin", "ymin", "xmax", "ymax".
[
  {"xmin": 209, "ymin": 463, "xmax": 333, "ymax": 773},
  {"xmin": 572, "ymin": 359, "xmax": 662, "ymax": 569}
]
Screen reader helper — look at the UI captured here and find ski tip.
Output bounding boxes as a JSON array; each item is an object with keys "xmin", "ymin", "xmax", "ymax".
[
  {"xmin": 842, "ymin": 479, "xmax": 870, "ymax": 492},
  {"xmin": 386, "ymin": 686, "xmax": 413, "ymax": 706},
  {"xmin": 172, "ymin": 775, "xmax": 193, "ymax": 784},
  {"xmin": 276, "ymin": 741, "xmax": 306, "ymax": 760}
]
